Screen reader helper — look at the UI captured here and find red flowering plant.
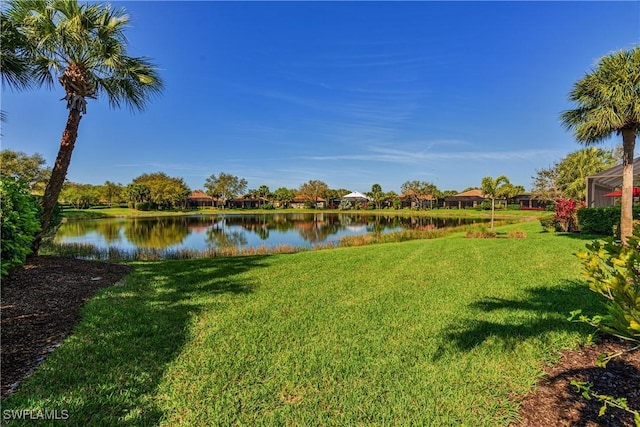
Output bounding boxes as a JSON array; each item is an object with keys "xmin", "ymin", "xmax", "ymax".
[{"xmin": 554, "ymin": 198, "xmax": 584, "ymax": 232}]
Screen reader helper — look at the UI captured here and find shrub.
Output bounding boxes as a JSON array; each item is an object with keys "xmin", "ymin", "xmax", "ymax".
[
  {"xmin": 554, "ymin": 198, "xmax": 583, "ymax": 232},
  {"xmin": 507, "ymin": 204, "xmax": 521, "ymax": 210},
  {"xmin": 578, "ymin": 207, "xmax": 640, "ymax": 236},
  {"xmin": 135, "ymin": 202, "xmax": 153, "ymax": 211},
  {"xmin": 260, "ymin": 203, "xmax": 275, "ymax": 210},
  {"xmin": 465, "ymin": 227, "xmax": 497, "ymax": 238},
  {"xmin": 507, "ymin": 230, "xmax": 527, "ymax": 238},
  {"xmin": 33, "ymin": 196, "xmax": 62, "ymax": 244},
  {"xmin": 540, "ymin": 215, "xmax": 561, "ymax": 232},
  {"xmin": 479, "ymin": 200, "xmax": 492, "ymax": 210},
  {"xmin": 338, "ymin": 200, "xmax": 352, "ymax": 210},
  {"xmin": 572, "ymin": 229, "xmax": 640, "ymax": 347},
  {"xmin": 0, "ymin": 176, "xmax": 41, "ymax": 277}
]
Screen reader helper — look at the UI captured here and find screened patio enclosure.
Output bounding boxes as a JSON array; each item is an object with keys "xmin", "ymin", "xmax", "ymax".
[{"xmin": 586, "ymin": 157, "xmax": 640, "ymax": 207}]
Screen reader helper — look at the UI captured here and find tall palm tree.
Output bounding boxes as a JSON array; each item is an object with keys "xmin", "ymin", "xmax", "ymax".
[
  {"xmin": 561, "ymin": 47, "xmax": 640, "ymax": 244},
  {"xmin": 5, "ymin": 0, "xmax": 164, "ymax": 252},
  {"xmin": 481, "ymin": 175, "xmax": 510, "ymax": 230},
  {"xmin": 1, "ymin": 10, "xmax": 34, "ymax": 125},
  {"xmin": 0, "ymin": 10, "xmax": 32, "ymax": 91}
]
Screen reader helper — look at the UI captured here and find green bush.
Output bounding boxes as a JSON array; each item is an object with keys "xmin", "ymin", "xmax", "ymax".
[
  {"xmin": 507, "ymin": 204, "xmax": 521, "ymax": 210},
  {"xmin": 540, "ymin": 215, "xmax": 561, "ymax": 232},
  {"xmin": 135, "ymin": 202, "xmax": 153, "ymax": 211},
  {"xmin": 33, "ymin": 195, "xmax": 62, "ymax": 244},
  {"xmin": 338, "ymin": 200, "xmax": 352, "ymax": 210},
  {"xmin": 479, "ymin": 200, "xmax": 492, "ymax": 210},
  {"xmin": 572, "ymin": 229, "xmax": 640, "ymax": 346},
  {"xmin": 0, "ymin": 176, "xmax": 41, "ymax": 277},
  {"xmin": 577, "ymin": 207, "xmax": 640, "ymax": 236}
]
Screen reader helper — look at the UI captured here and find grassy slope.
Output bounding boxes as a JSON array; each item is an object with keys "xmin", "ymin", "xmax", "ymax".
[{"xmin": 2, "ymin": 222, "xmax": 599, "ymax": 426}]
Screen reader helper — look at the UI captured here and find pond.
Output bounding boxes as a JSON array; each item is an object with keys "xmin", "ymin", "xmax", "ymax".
[{"xmin": 55, "ymin": 213, "xmax": 490, "ymax": 252}]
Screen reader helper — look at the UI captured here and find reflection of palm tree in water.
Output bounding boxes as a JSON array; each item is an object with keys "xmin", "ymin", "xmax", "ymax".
[
  {"xmin": 205, "ymin": 220, "xmax": 248, "ymax": 249},
  {"xmin": 230, "ymin": 216, "xmax": 271, "ymax": 240},
  {"xmin": 296, "ymin": 213, "xmax": 341, "ymax": 243},
  {"xmin": 124, "ymin": 218, "xmax": 189, "ymax": 249},
  {"xmin": 95, "ymin": 221, "xmax": 123, "ymax": 245},
  {"xmin": 56, "ymin": 219, "xmax": 125, "ymax": 244}
]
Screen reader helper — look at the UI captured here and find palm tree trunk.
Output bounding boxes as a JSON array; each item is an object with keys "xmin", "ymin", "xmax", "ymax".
[
  {"xmin": 620, "ymin": 128, "xmax": 636, "ymax": 245},
  {"xmin": 32, "ymin": 109, "xmax": 82, "ymax": 253},
  {"xmin": 490, "ymin": 198, "xmax": 495, "ymax": 230}
]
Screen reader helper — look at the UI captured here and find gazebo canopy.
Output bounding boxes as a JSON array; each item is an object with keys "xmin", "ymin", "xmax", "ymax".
[
  {"xmin": 341, "ymin": 191, "xmax": 371, "ymax": 201},
  {"xmin": 586, "ymin": 158, "xmax": 640, "ymax": 207}
]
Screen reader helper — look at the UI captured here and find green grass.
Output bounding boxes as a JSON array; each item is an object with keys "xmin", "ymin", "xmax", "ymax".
[{"xmin": 2, "ymin": 222, "xmax": 600, "ymax": 426}]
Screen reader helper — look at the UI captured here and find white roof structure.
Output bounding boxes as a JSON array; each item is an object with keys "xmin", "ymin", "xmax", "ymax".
[
  {"xmin": 586, "ymin": 157, "xmax": 640, "ymax": 207},
  {"xmin": 341, "ymin": 191, "xmax": 371, "ymax": 201}
]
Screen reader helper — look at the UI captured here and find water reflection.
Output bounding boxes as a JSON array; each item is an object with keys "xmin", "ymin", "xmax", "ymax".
[{"xmin": 55, "ymin": 213, "xmax": 489, "ymax": 251}]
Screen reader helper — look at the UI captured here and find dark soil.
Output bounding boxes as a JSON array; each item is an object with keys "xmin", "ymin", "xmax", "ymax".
[
  {"xmin": 1, "ymin": 256, "xmax": 639, "ymax": 427},
  {"xmin": 517, "ymin": 338, "xmax": 640, "ymax": 426},
  {"xmin": 1, "ymin": 256, "xmax": 131, "ymax": 397}
]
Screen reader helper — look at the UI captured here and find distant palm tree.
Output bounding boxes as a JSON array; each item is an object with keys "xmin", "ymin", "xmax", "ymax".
[
  {"xmin": 481, "ymin": 175, "xmax": 510, "ymax": 230},
  {"xmin": 5, "ymin": 0, "xmax": 164, "ymax": 252},
  {"xmin": 561, "ymin": 47, "xmax": 640, "ymax": 244}
]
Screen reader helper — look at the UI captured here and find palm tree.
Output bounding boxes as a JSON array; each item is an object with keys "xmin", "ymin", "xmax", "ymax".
[
  {"xmin": 481, "ymin": 175, "xmax": 510, "ymax": 229},
  {"xmin": 561, "ymin": 47, "xmax": 640, "ymax": 244},
  {"xmin": 5, "ymin": 0, "xmax": 164, "ymax": 252},
  {"xmin": 0, "ymin": 10, "xmax": 32, "ymax": 91}
]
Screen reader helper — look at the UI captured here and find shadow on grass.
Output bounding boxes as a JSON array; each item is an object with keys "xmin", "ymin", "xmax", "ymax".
[
  {"xmin": 436, "ymin": 280, "xmax": 603, "ymax": 357},
  {"xmin": 537, "ymin": 230, "xmax": 607, "ymax": 241},
  {"xmin": 1, "ymin": 256, "xmax": 268, "ymax": 426}
]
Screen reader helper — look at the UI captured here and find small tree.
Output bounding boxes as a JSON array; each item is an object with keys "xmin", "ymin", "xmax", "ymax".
[
  {"xmin": 204, "ymin": 172, "xmax": 248, "ymax": 206},
  {"xmin": 0, "ymin": 150, "xmax": 51, "ymax": 194},
  {"xmin": 369, "ymin": 183, "xmax": 384, "ymax": 209},
  {"xmin": 298, "ymin": 180, "xmax": 328, "ymax": 209},
  {"xmin": 272, "ymin": 187, "xmax": 295, "ymax": 208},
  {"xmin": 481, "ymin": 175, "xmax": 510, "ymax": 229}
]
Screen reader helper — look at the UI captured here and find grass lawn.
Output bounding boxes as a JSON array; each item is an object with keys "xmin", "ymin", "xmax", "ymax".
[{"xmin": 1, "ymin": 221, "xmax": 600, "ymax": 426}]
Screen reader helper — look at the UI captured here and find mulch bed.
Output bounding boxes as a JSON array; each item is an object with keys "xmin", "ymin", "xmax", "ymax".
[
  {"xmin": 1, "ymin": 256, "xmax": 131, "ymax": 397},
  {"xmin": 517, "ymin": 338, "xmax": 640, "ymax": 426},
  {"xmin": 1, "ymin": 256, "xmax": 639, "ymax": 426}
]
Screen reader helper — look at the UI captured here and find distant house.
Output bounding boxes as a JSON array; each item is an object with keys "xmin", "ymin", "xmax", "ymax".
[
  {"xmin": 443, "ymin": 189, "xmax": 486, "ymax": 209},
  {"xmin": 187, "ymin": 190, "xmax": 222, "ymax": 208},
  {"xmin": 226, "ymin": 194, "xmax": 270, "ymax": 209},
  {"xmin": 511, "ymin": 194, "xmax": 547, "ymax": 210},
  {"xmin": 291, "ymin": 195, "xmax": 326, "ymax": 209},
  {"xmin": 398, "ymin": 192, "xmax": 438, "ymax": 209}
]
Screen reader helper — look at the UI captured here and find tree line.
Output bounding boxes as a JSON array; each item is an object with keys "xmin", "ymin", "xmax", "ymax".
[{"xmin": 1, "ymin": 145, "xmax": 622, "ymax": 212}]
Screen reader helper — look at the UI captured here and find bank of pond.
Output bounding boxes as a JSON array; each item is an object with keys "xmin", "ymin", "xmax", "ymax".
[{"xmin": 48, "ymin": 213, "xmax": 521, "ymax": 260}]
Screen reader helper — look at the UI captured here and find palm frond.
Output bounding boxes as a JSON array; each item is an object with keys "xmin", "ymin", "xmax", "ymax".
[
  {"xmin": 97, "ymin": 56, "xmax": 164, "ymax": 112},
  {"xmin": 561, "ymin": 46, "xmax": 640, "ymax": 144},
  {"xmin": 4, "ymin": 0, "xmax": 164, "ymax": 112}
]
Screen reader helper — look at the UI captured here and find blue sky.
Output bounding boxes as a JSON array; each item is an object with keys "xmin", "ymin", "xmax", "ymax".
[{"xmin": 2, "ymin": 1, "xmax": 639, "ymax": 194}]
